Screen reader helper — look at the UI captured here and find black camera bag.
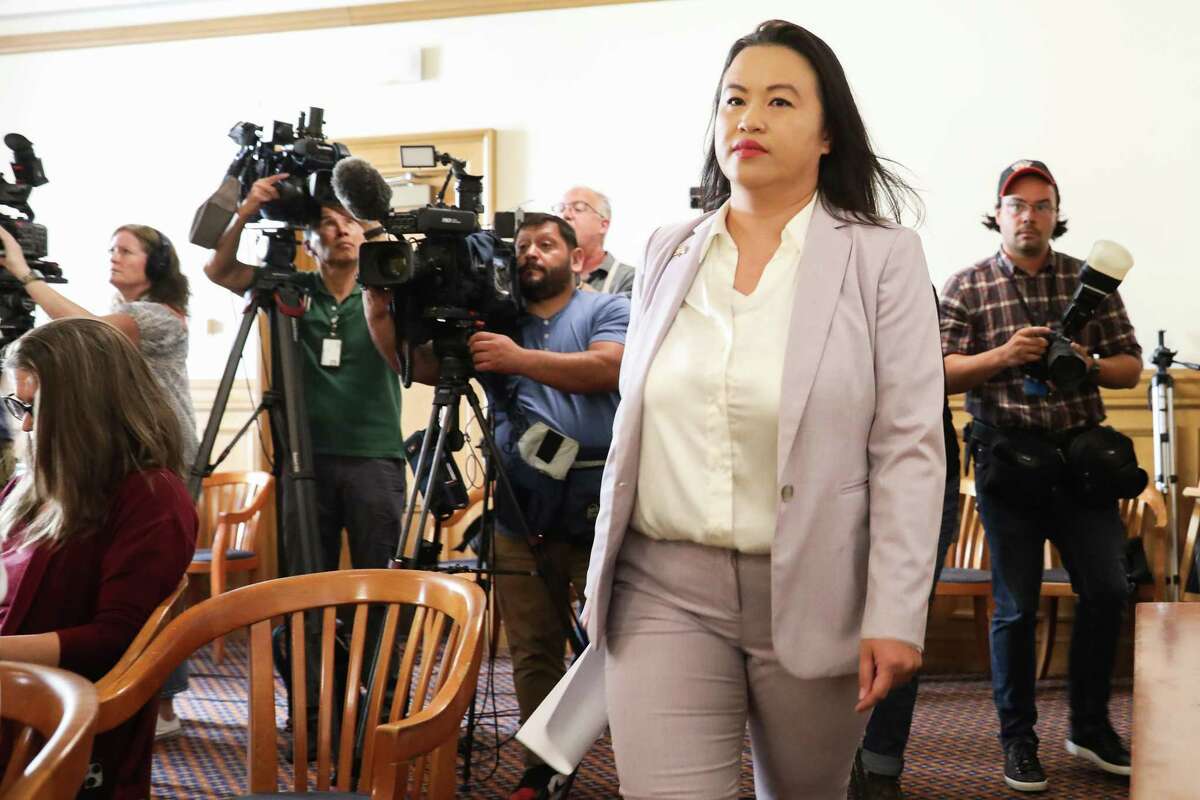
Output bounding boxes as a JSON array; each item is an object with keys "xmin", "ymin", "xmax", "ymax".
[
  {"xmin": 969, "ymin": 421, "xmax": 1065, "ymax": 505},
  {"xmin": 1064, "ymin": 425, "xmax": 1148, "ymax": 505}
]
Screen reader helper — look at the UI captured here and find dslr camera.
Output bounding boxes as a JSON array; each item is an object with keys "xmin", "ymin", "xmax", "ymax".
[
  {"xmin": 1025, "ymin": 240, "xmax": 1134, "ymax": 394},
  {"xmin": 349, "ymin": 147, "xmax": 523, "ymax": 386},
  {"xmin": 0, "ymin": 133, "xmax": 66, "ymax": 347}
]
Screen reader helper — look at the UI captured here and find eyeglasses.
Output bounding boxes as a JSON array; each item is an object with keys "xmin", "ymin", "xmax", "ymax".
[
  {"xmin": 2, "ymin": 393, "xmax": 33, "ymax": 422},
  {"xmin": 1000, "ymin": 197, "xmax": 1057, "ymax": 216},
  {"xmin": 551, "ymin": 200, "xmax": 608, "ymax": 220}
]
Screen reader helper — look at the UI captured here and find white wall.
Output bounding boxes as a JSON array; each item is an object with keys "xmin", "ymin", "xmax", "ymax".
[{"xmin": 1, "ymin": 0, "xmax": 1198, "ymax": 379}]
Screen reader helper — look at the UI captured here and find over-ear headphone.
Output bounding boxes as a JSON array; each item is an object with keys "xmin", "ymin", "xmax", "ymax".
[{"xmin": 145, "ymin": 228, "xmax": 173, "ymax": 282}]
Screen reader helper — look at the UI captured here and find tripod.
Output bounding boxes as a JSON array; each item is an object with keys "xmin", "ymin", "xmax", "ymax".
[
  {"xmin": 1149, "ymin": 330, "xmax": 1200, "ymax": 601},
  {"xmin": 188, "ymin": 230, "xmax": 322, "ymax": 581},
  {"xmin": 385, "ymin": 321, "xmax": 588, "ymax": 793}
]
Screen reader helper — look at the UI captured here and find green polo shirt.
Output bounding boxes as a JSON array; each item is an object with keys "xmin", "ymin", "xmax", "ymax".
[{"xmin": 292, "ymin": 271, "xmax": 404, "ymax": 458}]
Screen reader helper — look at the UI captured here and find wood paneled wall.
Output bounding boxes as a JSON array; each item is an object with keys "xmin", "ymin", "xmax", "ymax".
[{"xmin": 928, "ymin": 369, "xmax": 1200, "ymax": 675}]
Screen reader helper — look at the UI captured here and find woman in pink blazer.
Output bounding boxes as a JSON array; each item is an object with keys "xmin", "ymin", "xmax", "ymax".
[{"xmin": 584, "ymin": 20, "xmax": 946, "ymax": 799}]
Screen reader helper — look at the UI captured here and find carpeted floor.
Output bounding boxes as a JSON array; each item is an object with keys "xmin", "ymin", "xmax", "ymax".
[{"xmin": 152, "ymin": 641, "xmax": 1131, "ymax": 798}]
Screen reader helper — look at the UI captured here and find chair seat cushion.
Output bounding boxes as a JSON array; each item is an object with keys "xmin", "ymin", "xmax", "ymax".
[
  {"xmin": 1043, "ymin": 567, "xmax": 1070, "ymax": 584},
  {"xmin": 191, "ymin": 548, "xmax": 256, "ymax": 563},
  {"xmin": 939, "ymin": 567, "xmax": 990, "ymax": 584}
]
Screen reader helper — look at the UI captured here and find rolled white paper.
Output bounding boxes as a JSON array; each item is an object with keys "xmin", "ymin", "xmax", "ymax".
[{"xmin": 515, "ymin": 643, "xmax": 608, "ymax": 775}]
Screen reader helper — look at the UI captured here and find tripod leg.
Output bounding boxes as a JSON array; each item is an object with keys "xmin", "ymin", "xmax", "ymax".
[
  {"xmin": 462, "ymin": 385, "xmax": 588, "ymax": 655},
  {"xmin": 393, "ymin": 400, "xmax": 459, "ymax": 569},
  {"xmin": 394, "ymin": 402, "xmax": 445, "ymax": 568},
  {"xmin": 270, "ymin": 307, "xmax": 323, "ymax": 577},
  {"xmin": 189, "ymin": 298, "xmax": 261, "ymax": 501}
]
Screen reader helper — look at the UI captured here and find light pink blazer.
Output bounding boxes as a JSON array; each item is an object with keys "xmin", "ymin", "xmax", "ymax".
[{"xmin": 584, "ymin": 201, "xmax": 947, "ymax": 679}]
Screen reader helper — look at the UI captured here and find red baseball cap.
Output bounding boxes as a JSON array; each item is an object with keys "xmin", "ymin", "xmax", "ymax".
[{"xmin": 997, "ymin": 159, "xmax": 1058, "ymax": 201}]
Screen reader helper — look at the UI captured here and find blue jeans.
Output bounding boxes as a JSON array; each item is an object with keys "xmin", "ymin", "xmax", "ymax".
[
  {"xmin": 860, "ymin": 469, "xmax": 960, "ymax": 777},
  {"xmin": 161, "ymin": 662, "xmax": 188, "ymax": 698},
  {"xmin": 973, "ymin": 441, "xmax": 1129, "ymax": 749}
]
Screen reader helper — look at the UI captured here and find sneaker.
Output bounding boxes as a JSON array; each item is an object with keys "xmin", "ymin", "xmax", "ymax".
[
  {"xmin": 1003, "ymin": 738, "xmax": 1048, "ymax": 792},
  {"xmin": 850, "ymin": 748, "xmax": 904, "ymax": 800},
  {"xmin": 1066, "ymin": 725, "xmax": 1131, "ymax": 776},
  {"xmin": 508, "ymin": 765, "xmax": 557, "ymax": 800},
  {"xmin": 154, "ymin": 713, "xmax": 182, "ymax": 740}
]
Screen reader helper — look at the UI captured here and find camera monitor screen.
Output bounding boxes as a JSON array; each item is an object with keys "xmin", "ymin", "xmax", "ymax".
[{"xmin": 400, "ymin": 145, "xmax": 437, "ymax": 169}]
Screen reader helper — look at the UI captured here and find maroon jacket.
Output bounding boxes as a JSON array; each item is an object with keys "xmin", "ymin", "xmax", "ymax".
[{"xmin": 1, "ymin": 468, "xmax": 197, "ymax": 800}]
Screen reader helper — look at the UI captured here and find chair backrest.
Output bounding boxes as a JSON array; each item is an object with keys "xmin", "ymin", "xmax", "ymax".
[
  {"xmin": 1043, "ymin": 486, "xmax": 1170, "ymax": 586},
  {"xmin": 95, "ymin": 575, "xmax": 189, "ymax": 694},
  {"xmin": 0, "ymin": 663, "xmax": 98, "ymax": 800},
  {"xmin": 198, "ymin": 471, "xmax": 273, "ymax": 554},
  {"xmin": 946, "ymin": 479, "xmax": 989, "ymax": 570},
  {"xmin": 1181, "ymin": 486, "xmax": 1200, "ymax": 601},
  {"xmin": 96, "ymin": 569, "xmax": 486, "ymax": 798}
]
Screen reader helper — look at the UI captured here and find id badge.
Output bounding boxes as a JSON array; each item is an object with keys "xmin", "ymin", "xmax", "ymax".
[{"xmin": 320, "ymin": 338, "xmax": 342, "ymax": 368}]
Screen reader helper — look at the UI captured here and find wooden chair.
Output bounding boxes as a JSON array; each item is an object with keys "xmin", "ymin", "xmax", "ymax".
[
  {"xmin": 1180, "ymin": 486, "xmax": 1200, "ymax": 601},
  {"xmin": 190, "ymin": 471, "xmax": 274, "ymax": 662},
  {"xmin": 1036, "ymin": 485, "xmax": 1170, "ymax": 679},
  {"xmin": 95, "ymin": 575, "xmax": 189, "ymax": 693},
  {"xmin": 95, "ymin": 569, "xmax": 486, "ymax": 799},
  {"xmin": 934, "ymin": 479, "xmax": 992, "ymax": 673},
  {"xmin": 0, "ymin": 662, "xmax": 98, "ymax": 800}
]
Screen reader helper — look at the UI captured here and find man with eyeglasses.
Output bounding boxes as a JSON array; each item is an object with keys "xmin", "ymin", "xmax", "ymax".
[
  {"xmin": 553, "ymin": 186, "xmax": 635, "ymax": 297},
  {"xmin": 939, "ymin": 160, "xmax": 1142, "ymax": 793}
]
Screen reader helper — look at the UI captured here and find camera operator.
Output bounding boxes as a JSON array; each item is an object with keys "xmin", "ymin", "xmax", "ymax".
[
  {"xmin": 204, "ymin": 173, "xmax": 405, "ymax": 753},
  {"xmin": 552, "ymin": 186, "xmax": 635, "ymax": 297},
  {"xmin": 364, "ymin": 212, "xmax": 628, "ymax": 800},
  {"xmin": 940, "ymin": 160, "xmax": 1142, "ymax": 792},
  {"xmin": 204, "ymin": 172, "xmax": 406, "ymax": 575},
  {"xmin": 0, "ymin": 220, "xmax": 199, "ymax": 737},
  {"xmin": 0, "ymin": 318, "xmax": 197, "ymax": 800}
]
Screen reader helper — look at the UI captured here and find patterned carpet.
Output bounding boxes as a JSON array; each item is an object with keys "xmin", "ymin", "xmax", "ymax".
[{"xmin": 152, "ymin": 642, "xmax": 1131, "ymax": 798}]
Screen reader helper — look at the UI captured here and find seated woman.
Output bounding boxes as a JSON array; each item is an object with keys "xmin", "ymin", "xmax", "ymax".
[
  {"xmin": 0, "ymin": 318, "xmax": 197, "ymax": 800},
  {"xmin": 0, "ymin": 221, "xmax": 198, "ymax": 735}
]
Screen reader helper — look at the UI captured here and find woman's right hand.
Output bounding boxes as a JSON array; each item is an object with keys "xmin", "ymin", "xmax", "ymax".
[
  {"xmin": 0, "ymin": 225, "xmax": 32, "ymax": 279},
  {"xmin": 238, "ymin": 172, "xmax": 289, "ymax": 220}
]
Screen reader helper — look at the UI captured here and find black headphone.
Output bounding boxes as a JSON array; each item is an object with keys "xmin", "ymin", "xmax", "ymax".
[{"xmin": 145, "ymin": 228, "xmax": 173, "ymax": 282}]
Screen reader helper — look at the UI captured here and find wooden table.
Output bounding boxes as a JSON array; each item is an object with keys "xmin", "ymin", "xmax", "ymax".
[{"xmin": 1133, "ymin": 602, "xmax": 1200, "ymax": 799}]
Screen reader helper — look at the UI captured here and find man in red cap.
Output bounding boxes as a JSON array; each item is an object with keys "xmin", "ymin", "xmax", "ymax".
[{"xmin": 939, "ymin": 160, "xmax": 1142, "ymax": 792}]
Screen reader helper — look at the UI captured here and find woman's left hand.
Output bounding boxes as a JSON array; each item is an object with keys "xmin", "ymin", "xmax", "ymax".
[
  {"xmin": 855, "ymin": 638, "xmax": 922, "ymax": 712},
  {"xmin": 0, "ymin": 225, "xmax": 32, "ymax": 279}
]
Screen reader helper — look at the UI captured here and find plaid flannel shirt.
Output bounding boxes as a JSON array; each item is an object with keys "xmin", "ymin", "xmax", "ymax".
[{"xmin": 940, "ymin": 249, "xmax": 1141, "ymax": 431}]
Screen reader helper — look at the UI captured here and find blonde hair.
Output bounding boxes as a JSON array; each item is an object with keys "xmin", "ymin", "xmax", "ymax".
[{"xmin": 0, "ymin": 318, "xmax": 183, "ymax": 549}]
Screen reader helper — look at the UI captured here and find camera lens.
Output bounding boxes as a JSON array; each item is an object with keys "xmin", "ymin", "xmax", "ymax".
[{"xmin": 1046, "ymin": 336, "xmax": 1088, "ymax": 392}]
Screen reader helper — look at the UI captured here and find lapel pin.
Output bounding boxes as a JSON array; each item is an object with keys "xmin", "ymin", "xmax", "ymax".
[{"xmin": 673, "ymin": 244, "xmax": 690, "ymax": 258}]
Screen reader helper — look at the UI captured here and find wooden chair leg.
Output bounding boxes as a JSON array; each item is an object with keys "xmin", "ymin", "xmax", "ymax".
[
  {"xmin": 212, "ymin": 569, "xmax": 227, "ymax": 664},
  {"xmin": 426, "ymin": 737, "xmax": 458, "ymax": 800},
  {"xmin": 1036, "ymin": 597, "xmax": 1058, "ymax": 680},
  {"xmin": 973, "ymin": 596, "xmax": 992, "ymax": 675}
]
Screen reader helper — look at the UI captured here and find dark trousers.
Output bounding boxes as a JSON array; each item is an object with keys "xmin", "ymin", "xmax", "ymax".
[
  {"xmin": 860, "ymin": 468, "xmax": 960, "ymax": 776},
  {"xmin": 973, "ymin": 442, "xmax": 1129, "ymax": 748},
  {"xmin": 494, "ymin": 532, "xmax": 590, "ymax": 768},
  {"xmin": 281, "ymin": 455, "xmax": 406, "ymax": 724},
  {"xmin": 282, "ymin": 455, "xmax": 407, "ymax": 577}
]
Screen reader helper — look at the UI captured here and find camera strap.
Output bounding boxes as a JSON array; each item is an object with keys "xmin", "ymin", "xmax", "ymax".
[{"xmin": 1004, "ymin": 266, "xmax": 1051, "ymax": 328}]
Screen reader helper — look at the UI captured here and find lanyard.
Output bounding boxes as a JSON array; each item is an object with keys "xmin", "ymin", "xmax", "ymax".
[{"xmin": 1003, "ymin": 254, "xmax": 1060, "ymax": 328}]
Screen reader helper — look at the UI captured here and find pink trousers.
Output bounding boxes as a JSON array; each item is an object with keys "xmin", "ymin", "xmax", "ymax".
[{"xmin": 604, "ymin": 531, "xmax": 867, "ymax": 799}]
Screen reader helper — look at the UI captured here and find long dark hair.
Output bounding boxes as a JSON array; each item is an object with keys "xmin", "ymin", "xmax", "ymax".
[
  {"xmin": 113, "ymin": 224, "xmax": 191, "ymax": 314},
  {"xmin": 699, "ymin": 20, "xmax": 921, "ymax": 225}
]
